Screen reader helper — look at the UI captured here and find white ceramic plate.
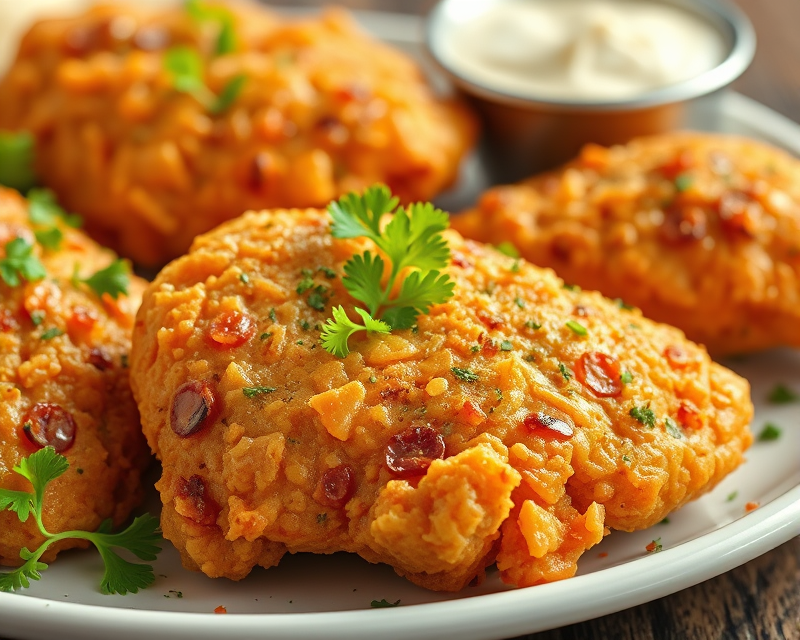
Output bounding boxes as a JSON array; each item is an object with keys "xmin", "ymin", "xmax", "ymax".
[{"xmin": 2, "ymin": 9, "xmax": 800, "ymax": 640}]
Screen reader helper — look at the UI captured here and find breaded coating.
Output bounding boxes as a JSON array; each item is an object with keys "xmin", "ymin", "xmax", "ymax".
[
  {"xmin": 453, "ymin": 134, "xmax": 800, "ymax": 355},
  {"xmin": 0, "ymin": 187, "xmax": 149, "ymax": 566},
  {"xmin": 0, "ymin": 3, "xmax": 475, "ymax": 266},
  {"xmin": 131, "ymin": 208, "xmax": 752, "ymax": 591}
]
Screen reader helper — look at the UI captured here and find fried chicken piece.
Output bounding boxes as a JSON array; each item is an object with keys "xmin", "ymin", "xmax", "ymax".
[
  {"xmin": 0, "ymin": 187, "xmax": 149, "ymax": 566},
  {"xmin": 0, "ymin": 3, "xmax": 475, "ymax": 266},
  {"xmin": 453, "ymin": 134, "xmax": 800, "ymax": 355},
  {"xmin": 130, "ymin": 207, "xmax": 752, "ymax": 590}
]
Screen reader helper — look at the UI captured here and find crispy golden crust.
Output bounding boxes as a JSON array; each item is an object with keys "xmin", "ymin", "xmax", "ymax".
[
  {"xmin": 131, "ymin": 208, "xmax": 752, "ymax": 591},
  {"xmin": 453, "ymin": 133, "xmax": 800, "ymax": 355},
  {"xmin": 0, "ymin": 187, "xmax": 149, "ymax": 566},
  {"xmin": 0, "ymin": 2, "xmax": 476, "ymax": 266}
]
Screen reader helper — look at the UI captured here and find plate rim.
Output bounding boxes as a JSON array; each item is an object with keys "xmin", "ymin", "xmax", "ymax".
[{"xmin": 1, "ymin": 8, "xmax": 800, "ymax": 640}]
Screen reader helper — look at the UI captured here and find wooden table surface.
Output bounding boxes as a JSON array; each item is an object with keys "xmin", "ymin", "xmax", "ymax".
[{"xmin": 278, "ymin": 1, "xmax": 800, "ymax": 638}]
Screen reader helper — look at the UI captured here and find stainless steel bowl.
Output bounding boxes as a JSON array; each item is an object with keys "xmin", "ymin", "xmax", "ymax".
[{"xmin": 425, "ymin": 0, "xmax": 756, "ymax": 182}]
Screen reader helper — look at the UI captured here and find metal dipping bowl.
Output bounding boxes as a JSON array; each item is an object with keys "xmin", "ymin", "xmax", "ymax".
[{"xmin": 425, "ymin": 0, "xmax": 756, "ymax": 183}]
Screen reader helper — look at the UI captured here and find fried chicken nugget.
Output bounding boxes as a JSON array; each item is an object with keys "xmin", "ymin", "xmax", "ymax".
[
  {"xmin": 453, "ymin": 134, "xmax": 800, "ymax": 355},
  {"xmin": 130, "ymin": 208, "xmax": 752, "ymax": 591},
  {"xmin": 0, "ymin": 187, "xmax": 149, "ymax": 566},
  {"xmin": 0, "ymin": 3, "xmax": 475, "ymax": 266}
]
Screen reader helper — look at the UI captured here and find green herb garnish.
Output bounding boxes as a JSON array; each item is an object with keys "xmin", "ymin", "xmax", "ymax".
[
  {"xmin": 0, "ymin": 238, "xmax": 46, "ymax": 287},
  {"xmin": 664, "ymin": 417, "xmax": 682, "ymax": 439},
  {"xmin": 40, "ymin": 327, "xmax": 64, "ymax": 341},
  {"xmin": 186, "ymin": 0, "xmax": 237, "ymax": 55},
  {"xmin": 500, "ymin": 340, "xmax": 513, "ymax": 351},
  {"xmin": 674, "ymin": 174, "xmax": 694, "ymax": 192},
  {"xmin": 239, "ymin": 272, "xmax": 250, "ymax": 284},
  {"xmin": 495, "ymin": 241, "xmax": 520, "ymax": 258},
  {"xmin": 0, "ymin": 130, "xmax": 37, "ymax": 192},
  {"xmin": 28, "ymin": 189, "xmax": 82, "ymax": 228},
  {"xmin": 757, "ymin": 423, "xmax": 781, "ymax": 442},
  {"xmin": 451, "ymin": 367, "xmax": 479, "ymax": 383},
  {"xmin": 630, "ymin": 405, "xmax": 656, "ymax": 428},
  {"xmin": 524, "ymin": 320, "xmax": 542, "ymax": 330},
  {"xmin": 767, "ymin": 384, "xmax": 798, "ymax": 404},
  {"xmin": 565, "ymin": 320, "xmax": 587, "ymax": 336},
  {"xmin": 320, "ymin": 186, "xmax": 455, "ymax": 357},
  {"xmin": 73, "ymin": 259, "xmax": 130, "ymax": 299},
  {"xmin": 620, "ymin": 371, "xmax": 633, "ymax": 384},
  {"xmin": 558, "ymin": 362, "xmax": 572, "ymax": 381},
  {"xmin": 163, "ymin": 47, "xmax": 246, "ymax": 115},
  {"xmin": 726, "ymin": 491, "xmax": 738, "ymax": 502},
  {"xmin": 370, "ymin": 599, "xmax": 401, "ymax": 608},
  {"xmin": 242, "ymin": 386, "xmax": 277, "ymax": 398},
  {"xmin": 514, "ymin": 297, "xmax": 525, "ymax": 309},
  {"xmin": 34, "ymin": 227, "xmax": 63, "ymax": 251},
  {"xmin": 0, "ymin": 448, "xmax": 161, "ymax": 594}
]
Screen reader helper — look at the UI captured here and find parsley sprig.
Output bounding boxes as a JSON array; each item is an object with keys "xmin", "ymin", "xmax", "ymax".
[
  {"xmin": 321, "ymin": 186, "xmax": 455, "ymax": 357},
  {"xmin": 0, "ymin": 448, "xmax": 162, "ymax": 594},
  {"xmin": 0, "ymin": 238, "xmax": 46, "ymax": 287}
]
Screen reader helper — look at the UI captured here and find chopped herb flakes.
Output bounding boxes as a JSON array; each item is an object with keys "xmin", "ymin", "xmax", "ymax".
[
  {"xmin": 500, "ymin": 340, "xmax": 513, "ymax": 351},
  {"xmin": 565, "ymin": 320, "xmax": 587, "ymax": 336},
  {"xmin": 524, "ymin": 320, "xmax": 542, "ymax": 330},
  {"xmin": 664, "ymin": 417, "xmax": 682, "ymax": 439},
  {"xmin": 620, "ymin": 371, "xmax": 633, "ymax": 384},
  {"xmin": 726, "ymin": 491, "xmax": 738, "ymax": 502},
  {"xmin": 34, "ymin": 227, "xmax": 63, "ymax": 251},
  {"xmin": 470, "ymin": 345, "xmax": 480, "ymax": 353},
  {"xmin": 30, "ymin": 311, "xmax": 44, "ymax": 326},
  {"xmin": 757, "ymin": 423, "xmax": 781, "ymax": 442},
  {"xmin": 563, "ymin": 284, "xmax": 581, "ymax": 292},
  {"xmin": 40, "ymin": 328, "xmax": 64, "ymax": 341},
  {"xmin": 239, "ymin": 273, "xmax": 250, "ymax": 284},
  {"xmin": 369, "ymin": 375, "xmax": 377, "ymax": 383},
  {"xmin": 494, "ymin": 388, "xmax": 503, "ymax": 401},
  {"xmin": 316, "ymin": 513, "xmax": 327, "ymax": 524},
  {"xmin": 558, "ymin": 363, "xmax": 572, "ymax": 381},
  {"xmin": 0, "ymin": 238, "xmax": 46, "ymax": 287},
  {"xmin": 614, "ymin": 298, "xmax": 635, "ymax": 311},
  {"xmin": 630, "ymin": 405, "xmax": 656, "ymax": 428},
  {"xmin": 767, "ymin": 384, "xmax": 798, "ymax": 404},
  {"xmin": 242, "ymin": 386, "xmax": 276, "ymax": 398},
  {"xmin": 514, "ymin": 297, "xmax": 525, "ymax": 309},
  {"xmin": 370, "ymin": 599, "xmax": 400, "ymax": 608},
  {"xmin": 269, "ymin": 308, "xmax": 277, "ymax": 322},
  {"xmin": 674, "ymin": 174, "xmax": 694, "ymax": 192},
  {"xmin": 451, "ymin": 367, "xmax": 479, "ymax": 383},
  {"xmin": 495, "ymin": 241, "xmax": 520, "ymax": 258},
  {"xmin": 660, "ymin": 518, "xmax": 670, "ymax": 525},
  {"xmin": 646, "ymin": 538, "xmax": 663, "ymax": 553},
  {"xmin": 260, "ymin": 332, "xmax": 272, "ymax": 340},
  {"xmin": 306, "ymin": 289, "xmax": 329, "ymax": 312},
  {"xmin": 318, "ymin": 266, "xmax": 337, "ymax": 279}
]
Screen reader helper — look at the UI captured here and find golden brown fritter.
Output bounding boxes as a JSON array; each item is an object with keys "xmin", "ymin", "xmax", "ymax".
[
  {"xmin": 0, "ymin": 187, "xmax": 149, "ymax": 566},
  {"xmin": 453, "ymin": 134, "xmax": 800, "ymax": 355},
  {"xmin": 130, "ymin": 207, "xmax": 752, "ymax": 591},
  {"xmin": 0, "ymin": 2, "xmax": 475, "ymax": 266}
]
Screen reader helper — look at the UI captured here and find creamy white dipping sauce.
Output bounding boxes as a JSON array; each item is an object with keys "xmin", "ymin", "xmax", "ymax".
[{"xmin": 437, "ymin": 0, "xmax": 728, "ymax": 101}]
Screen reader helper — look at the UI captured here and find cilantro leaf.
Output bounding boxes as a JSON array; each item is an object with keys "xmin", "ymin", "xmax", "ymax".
[
  {"xmin": 1, "ymin": 238, "xmax": 46, "ymax": 287},
  {"xmin": 75, "ymin": 259, "xmax": 130, "ymax": 299},
  {"xmin": 320, "ymin": 305, "xmax": 390, "ymax": 357},
  {"xmin": 322, "ymin": 186, "xmax": 455, "ymax": 357},
  {"xmin": 28, "ymin": 189, "xmax": 82, "ymax": 228},
  {"xmin": 34, "ymin": 227, "xmax": 63, "ymax": 251},
  {"xmin": 329, "ymin": 186, "xmax": 396, "ymax": 242},
  {"xmin": 630, "ymin": 405, "xmax": 656, "ymax": 428},
  {"xmin": 767, "ymin": 384, "xmax": 798, "ymax": 404},
  {"xmin": 210, "ymin": 74, "xmax": 247, "ymax": 115},
  {"xmin": 0, "ymin": 489, "xmax": 34, "ymax": 523},
  {"xmin": 342, "ymin": 252, "xmax": 386, "ymax": 315},
  {"xmin": 0, "ymin": 450, "xmax": 162, "ymax": 594},
  {"xmin": 0, "ymin": 130, "xmax": 37, "ymax": 192},
  {"xmin": 186, "ymin": 0, "xmax": 237, "ymax": 55},
  {"xmin": 495, "ymin": 241, "xmax": 520, "ymax": 258},
  {"xmin": 164, "ymin": 46, "xmax": 208, "ymax": 96}
]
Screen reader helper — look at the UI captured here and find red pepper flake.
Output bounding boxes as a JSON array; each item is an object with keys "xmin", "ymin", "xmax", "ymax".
[
  {"xmin": 677, "ymin": 400, "xmax": 703, "ymax": 430},
  {"xmin": 664, "ymin": 344, "xmax": 691, "ymax": 368},
  {"xmin": 575, "ymin": 352, "xmax": 622, "ymax": 398},
  {"xmin": 745, "ymin": 501, "xmax": 759, "ymax": 512},
  {"xmin": 598, "ymin": 552, "xmax": 608, "ymax": 558},
  {"xmin": 477, "ymin": 310, "xmax": 505, "ymax": 330},
  {"xmin": 208, "ymin": 310, "xmax": 256, "ymax": 348},
  {"xmin": 523, "ymin": 412, "xmax": 574, "ymax": 440},
  {"xmin": 68, "ymin": 306, "xmax": 98, "ymax": 336},
  {"xmin": 458, "ymin": 400, "xmax": 487, "ymax": 426},
  {"xmin": 214, "ymin": 605, "xmax": 227, "ymax": 614}
]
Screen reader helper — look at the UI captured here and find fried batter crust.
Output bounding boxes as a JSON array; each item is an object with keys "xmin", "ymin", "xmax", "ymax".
[
  {"xmin": 0, "ymin": 2, "xmax": 475, "ymax": 266},
  {"xmin": 453, "ymin": 134, "xmax": 800, "ymax": 355},
  {"xmin": 0, "ymin": 188, "xmax": 149, "ymax": 566},
  {"xmin": 131, "ymin": 208, "xmax": 752, "ymax": 590}
]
